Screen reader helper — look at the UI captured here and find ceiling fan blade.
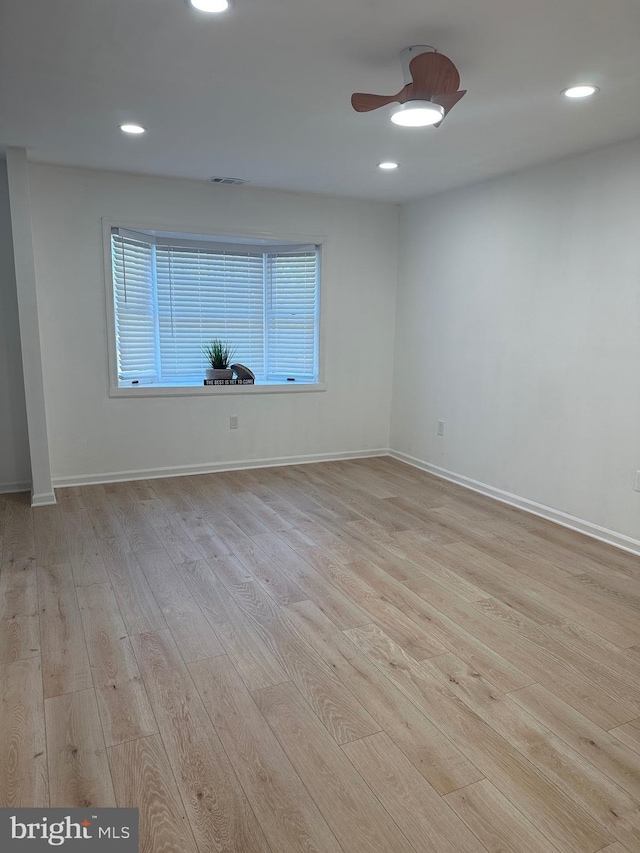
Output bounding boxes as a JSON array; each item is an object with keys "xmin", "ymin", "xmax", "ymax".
[
  {"xmin": 431, "ymin": 89, "xmax": 467, "ymax": 120},
  {"xmin": 409, "ymin": 52, "xmax": 460, "ymax": 95},
  {"xmin": 431, "ymin": 91, "xmax": 467, "ymax": 127},
  {"xmin": 351, "ymin": 92, "xmax": 400, "ymax": 112}
]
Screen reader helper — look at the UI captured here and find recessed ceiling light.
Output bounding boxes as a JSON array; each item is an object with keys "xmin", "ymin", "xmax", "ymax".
[
  {"xmin": 378, "ymin": 162, "xmax": 399, "ymax": 170},
  {"xmin": 390, "ymin": 101, "xmax": 445, "ymax": 127},
  {"xmin": 562, "ymin": 85, "xmax": 599, "ymax": 99},
  {"xmin": 120, "ymin": 124, "xmax": 146, "ymax": 134},
  {"xmin": 190, "ymin": 0, "xmax": 230, "ymax": 12}
]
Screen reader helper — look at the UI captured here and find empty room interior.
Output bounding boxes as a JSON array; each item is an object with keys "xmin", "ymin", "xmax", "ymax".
[{"xmin": 2, "ymin": 0, "xmax": 640, "ymax": 850}]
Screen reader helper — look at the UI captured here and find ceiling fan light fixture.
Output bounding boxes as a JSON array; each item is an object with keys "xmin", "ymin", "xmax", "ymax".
[
  {"xmin": 562, "ymin": 85, "xmax": 599, "ymax": 99},
  {"xmin": 390, "ymin": 101, "xmax": 445, "ymax": 127},
  {"xmin": 378, "ymin": 162, "xmax": 399, "ymax": 170},
  {"xmin": 189, "ymin": 0, "xmax": 230, "ymax": 13},
  {"xmin": 120, "ymin": 124, "xmax": 146, "ymax": 134}
]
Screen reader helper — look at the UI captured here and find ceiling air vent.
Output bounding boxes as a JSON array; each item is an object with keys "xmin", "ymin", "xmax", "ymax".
[{"xmin": 209, "ymin": 176, "xmax": 249, "ymax": 186}]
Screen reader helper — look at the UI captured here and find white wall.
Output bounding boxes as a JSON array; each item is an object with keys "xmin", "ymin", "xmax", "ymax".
[
  {"xmin": 392, "ymin": 137, "xmax": 640, "ymax": 541},
  {"xmin": 0, "ymin": 160, "xmax": 31, "ymax": 492},
  {"xmin": 27, "ymin": 164, "xmax": 398, "ymax": 483}
]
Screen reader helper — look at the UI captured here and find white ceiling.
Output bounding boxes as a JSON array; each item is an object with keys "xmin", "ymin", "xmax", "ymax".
[{"xmin": 2, "ymin": 0, "xmax": 640, "ymax": 202}]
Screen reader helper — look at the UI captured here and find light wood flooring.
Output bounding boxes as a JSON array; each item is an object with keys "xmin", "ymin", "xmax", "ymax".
[{"xmin": 2, "ymin": 457, "xmax": 640, "ymax": 852}]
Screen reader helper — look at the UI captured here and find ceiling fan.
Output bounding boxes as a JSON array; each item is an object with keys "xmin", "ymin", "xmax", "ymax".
[{"xmin": 351, "ymin": 46, "xmax": 466, "ymax": 127}]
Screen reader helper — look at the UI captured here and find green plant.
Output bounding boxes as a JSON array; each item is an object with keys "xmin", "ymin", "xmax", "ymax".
[{"xmin": 202, "ymin": 339, "xmax": 236, "ymax": 370}]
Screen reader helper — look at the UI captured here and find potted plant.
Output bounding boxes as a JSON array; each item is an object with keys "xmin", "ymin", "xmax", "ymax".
[{"xmin": 203, "ymin": 339, "xmax": 236, "ymax": 381}]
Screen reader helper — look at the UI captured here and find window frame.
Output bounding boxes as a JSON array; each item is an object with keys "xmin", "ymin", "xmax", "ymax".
[{"xmin": 102, "ymin": 218, "xmax": 326, "ymax": 397}]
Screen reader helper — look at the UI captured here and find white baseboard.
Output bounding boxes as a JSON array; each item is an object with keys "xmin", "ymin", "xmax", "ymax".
[
  {"xmin": 51, "ymin": 448, "xmax": 389, "ymax": 489},
  {"xmin": 0, "ymin": 480, "xmax": 30, "ymax": 495},
  {"xmin": 31, "ymin": 490, "xmax": 57, "ymax": 507},
  {"xmin": 389, "ymin": 450, "xmax": 640, "ymax": 558}
]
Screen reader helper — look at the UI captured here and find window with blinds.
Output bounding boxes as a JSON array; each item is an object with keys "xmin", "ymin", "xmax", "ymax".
[{"xmin": 110, "ymin": 228, "xmax": 319, "ymax": 386}]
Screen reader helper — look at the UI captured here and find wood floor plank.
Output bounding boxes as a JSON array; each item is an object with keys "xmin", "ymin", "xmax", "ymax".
[
  {"xmin": 285, "ymin": 464, "xmax": 367, "ymax": 511},
  {"xmin": 343, "ymin": 576, "xmax": 532, "ymax": 698},
  {"xmin": 321, "ymin": 460, "xmax": 399, "ymax": 499},
  {"xmin": 108, "ymin": 734, "xmax": 199, "ymax": 853},
  {"xmin": 132, "ymin": 629, "xmax": 271, "ymax": 853},
  {"xmin": 425, "ymin": 654, "xmax": 640, "ymax": 848},
  {"xmin": 442, "ymin": 541, "xmax": 640, "ymax": 648},
  {"xmin": 178, "ymin": 512, "xmax": 234, "ymax": 561},
  {"xmin": 342, "ymin": 730, "xmax": 486, "ymax": 853},
  {"xmin": 571, "ymin": 568, "xmax": 640, "ymax": 609},
  {"xmin": 444, "ymin": 778, "xmax": 563, "ymax": 853},
  {"xmin": 231, "ymin": 487, "xmax": 294, "ymax": 532},
  {"xmin": 55, "ymin": 486, "xmax": 86, "ymax": 513},
  {"xmin": 232, "ymin": 476, "xmax": 314, "ymax": 528},
  {"xmin": 258, "ymin": 476, "xmax": 344, "ymax": 527},
  {"xmin": 345, "ymin": 622, "xmax": 610, "ymax": 853},
  {"xmin": 190, "ymin": 655, "xmax": 343, "ymax": 853},
  {"xmin": 343, "ymin": 555, "xmax": 533, "ymax": 692},
  {"xmin": 34, "ymin": 505, "xmax": 69, "ymax": 568},
  {"xmin": 181, "ymin": 559, "xmax": 288, "ymax": 691},
  {"xmin": 382, "ymin": 537, "xmax": 493, "ymax": 602},
  {"xmin": 211, "ymin": 558, "xmax": 380, "ymax": 744},
  {"xmin": 2, "ymin": 493, "xmax": 35, "ymax": 564},
  {"xmin": 0, "ymin": 556, "xmax": 36, "ymax": 591},
  {"xmin": 145, "ymin": 477, "xmax": 196, "ymax": 514},
  {"xmin": 214, "ymin": 494, "xmax": 272, "ymax": 540},
  {"xmin": 60, "ymin": 508, "xmax": 109, "ymax": 585},
  {"xmin": 95, "ymin": 681, "xmax": 158, "ymax": 749},
  {"xmin": 471, "ymin": 596, "xmax": 640, "ymax": 726},
  {"xmin": 86, "ymin": 497, "xmax": 127, "ymax": 541},
  {"xmin": 0, "ymin": 657, "xmax": 48, "ymax": 807},
  {"xmin": 135, "ymin": 548, "xmax": 224, "ymax": 662},
  {"xmin": 38, "ymin": 563, "xmax": 93, "ymax": 698},
  {"xmin": 610, "ymin": 719, "xmax": 640, "ymax": 756},
  {"xmin": 78, "ymin": 484, "xmax": 110, "ymax": 511},
  {"xmin": 0, "ymin": 576, "xmax": 39, "ymax": 663},
  {"xmin": 459, "ymin": 536, "xmax": 640, "ymax": 646},
  {"xmin": 77, "ymin": 583, "xmax": 157, "ymax": 746},
  {"xmin": 407, "ymin": 572, "xmax": 634, "ymax": 728},
  {"xmin": 531, "ymin": 617, "xmax": 640, "ymax": 710},
  {"xmin": 509, "ymin": 684, "xmax": 640, "ymax": 800},
  {"xmin": 137, "ymin": 502, "xmax": 206, "ymax": 564},
  {"xmin": 228, "ymin": 535, "xmax": 308, "ymax": 606},
  {"xmin": 203, "ymin": 513, "xmax": 260, "ymax": 556},
  {"xmin": 99, "ymin": 537, "xmax": 166, "ymax": 635},
  {"xmin": 77, "ymin": 582, "xmax": 143, "ymax": 687},
  {"xmin": 532, "ymin": 523, "xmax": 640, "ymax": 577},
  {"xmin": 108, "ymin": 499, "xmax": 164, "ymax": 553},
  {"xmin": 278, "ymin": 540, "xmax": 448, "ymax": 661},
  {"xmin": 254, "ymin": 681, "xmax": 415, "ymax": 853},
  {"xmin": 285, "ymin": 600, "xmax": 483, "ymax": 794},
  {"xmin": 249, "ymin": 531, "xmax": 370, "ymax": 629},
  {"xmin": 45, "ymin": 687, "xmax": 116, "ymax": 807}
]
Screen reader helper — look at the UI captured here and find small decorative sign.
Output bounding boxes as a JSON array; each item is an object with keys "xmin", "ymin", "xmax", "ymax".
[{"xmin": 203, "ymin": 378, "xmax": 255, "ymax": 386}]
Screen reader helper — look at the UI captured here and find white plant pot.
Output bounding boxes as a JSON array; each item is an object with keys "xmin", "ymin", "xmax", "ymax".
[{"xmin": 206, "ymin": 368, "xmax": 233, "ymax": 380}]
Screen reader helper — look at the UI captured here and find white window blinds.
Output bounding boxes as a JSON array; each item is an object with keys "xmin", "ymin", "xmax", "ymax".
[
  {"xmin": 155, "ymin": 246, "xmax": 265, "ymax": 378},
  {"xmin": 110, "ymin": 229, "xmax": 319, "ymax": 386},
  {"xmin": 266, "ymin": 252, "xmax": 318, "ymax": 379},
  {"xmin": 111, "ymin": 234, "xmax": 158, "ymax": 383}
]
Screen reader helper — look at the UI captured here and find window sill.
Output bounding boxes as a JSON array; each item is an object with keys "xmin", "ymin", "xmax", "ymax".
[{"xmin": 108, "ymin": 382, "xmax": 326, "ymax": 398}]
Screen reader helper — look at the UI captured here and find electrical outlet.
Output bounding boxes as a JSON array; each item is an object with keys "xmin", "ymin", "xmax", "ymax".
[
  {"xmin": 230, "ymin": 416, "xmax": 238, "ymax": 430},
  {"xmin": 634, "ymin": 470, "xmax": 640, "ymax": 492},
  {"xmin": 437, "ymin": 420, "xmax": 445, "ymax": 436}
]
